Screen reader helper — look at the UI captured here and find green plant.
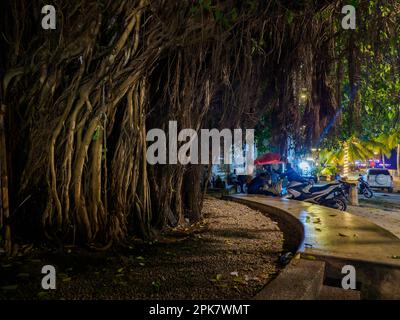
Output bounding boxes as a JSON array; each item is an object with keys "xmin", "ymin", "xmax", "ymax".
[
  {"xmin": 321, "ymin": 165, "xmax": 338, "ymax": 176},
  {"xmin": 215, "ymin": 176, "xmax": 224, "ymax": 188}
]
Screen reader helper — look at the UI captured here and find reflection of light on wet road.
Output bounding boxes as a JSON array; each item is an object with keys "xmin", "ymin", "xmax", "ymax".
[{"xmin": 229, "ymin": 194, "xmax": 400, "ymax": 265}]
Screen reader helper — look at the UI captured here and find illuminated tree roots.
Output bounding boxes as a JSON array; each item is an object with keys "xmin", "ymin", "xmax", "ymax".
[{"xmin": 0, "ymin": 0, "xmax": 399, "ymax": 248}]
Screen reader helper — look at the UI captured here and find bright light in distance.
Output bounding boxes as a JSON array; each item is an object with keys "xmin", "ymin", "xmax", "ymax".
[{"xmin": 299, "ymin": 161, "xmax": 311, "ymax": 172}]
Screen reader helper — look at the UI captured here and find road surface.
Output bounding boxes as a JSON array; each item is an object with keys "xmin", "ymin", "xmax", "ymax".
[{"xmin": 347, "ymin": 190, "xmax": 400, "ymax": 239}]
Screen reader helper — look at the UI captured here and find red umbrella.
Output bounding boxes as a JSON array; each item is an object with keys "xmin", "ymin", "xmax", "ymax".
[{"xmin": 254, "ymin": 152, "xmax": 285, "ymax": 165}]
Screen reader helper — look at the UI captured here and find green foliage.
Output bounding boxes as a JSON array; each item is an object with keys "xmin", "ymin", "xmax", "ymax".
[
  {"xmin": 286, "ymin": 10, "xmax": 294, "ymax": 25},
  {"xmin": 319, "ymin": 132, "xmax": 398, "ymax": 168},
  {"xmin": 215, "ymin": 176, "xmax": 224, "ymax": 188},
  {"xmin": 320, "ymin": 0, "xmax": 400, "ymax": 147},
  {"xmin": 254, "ymin": 116, "xmax": 277, "ymax": 154},
  {"xmin": 92, "ymin": 127, "xmax": 101, "ymax": 141},
  {"xmin": 321, "ymin": 166, "xmax": 338, "ymax": 177},
  {"xmin": 190, "ymin": 1, "xmax": 239, "ymax": 29}
]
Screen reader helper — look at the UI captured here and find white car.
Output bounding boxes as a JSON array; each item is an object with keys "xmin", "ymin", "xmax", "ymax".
[{"xmin": 365, "ymin": 168, "xmax": 394, "ymax": 193}]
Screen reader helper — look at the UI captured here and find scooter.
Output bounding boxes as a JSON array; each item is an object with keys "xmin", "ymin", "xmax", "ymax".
[
  {"xmin": 358, "ymin": 176, "xmax": 373, "ymax": 198},
  {"xmin": 286, "ymin": 180, "xmax": 348, "ymax": 211}
]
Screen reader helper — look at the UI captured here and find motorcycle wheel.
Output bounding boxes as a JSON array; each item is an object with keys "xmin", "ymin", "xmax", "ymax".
[
  {"xmin": 363, "ymin": 188, "xmax": 373, "ymax": 198},
  {"xmin": 327, "ymin": 197, "xmax": 347, "ymax": 211}
]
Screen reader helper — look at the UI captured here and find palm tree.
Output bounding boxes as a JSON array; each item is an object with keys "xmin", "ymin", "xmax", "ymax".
[
  {"xmin": 374, "ymin": 131, "xmax": 400, "ymax": 171},
  {"xmin": 398, "ymin": 143, "xmax": 400, "ymax": 177},
  {"xmin": 320, "ymin": 136, "xmax": 383, "ymax": 177}
]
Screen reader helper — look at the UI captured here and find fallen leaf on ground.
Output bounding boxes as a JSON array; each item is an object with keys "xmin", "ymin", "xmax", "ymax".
[
  {"xmin": 37, "ymin": 292, "xmax": 50, "ymax": 299},
  {"xmin": 233, "ymin": 277, "xmax": 247, "ymax": 284},
  {"xmin": 1, "ymin": 285, "xmax": 18, "ymax": 290},
  {"xmin": 16, "ymin": 273, "xmax": 30, "ymax": 278},
  {"xmin": 233, "ymin": 285, "xmax": 241, "ymax": 293},
  {"xmin": 210, "ymin": 274, "xmax": 223, "ymax": 282},
  {"xmin": 244, "ymin": 275, "xmax": 259, "ymax": 281},
  {"xmin": 28, "ymin": 259, "xmax": 41, "ymax": 263}
]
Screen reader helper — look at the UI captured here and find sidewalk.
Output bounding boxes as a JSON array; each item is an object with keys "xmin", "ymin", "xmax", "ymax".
[{"xmin": 227, "ymin": 194, "xmax": 400, "ymax": 266}]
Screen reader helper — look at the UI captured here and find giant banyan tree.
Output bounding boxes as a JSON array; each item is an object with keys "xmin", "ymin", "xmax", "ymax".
[{"xmin": 0, "ymin": 0, "xmax": 399, "ymax": 250}]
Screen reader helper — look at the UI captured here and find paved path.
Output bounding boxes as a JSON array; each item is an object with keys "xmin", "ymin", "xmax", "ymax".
[
  {"xmin": 227, "ymin": 194, "xmax": 400, "ymax": 267},
  {"xmin": 347, "ymin": 191, "xmax": 400, "ymax": 238},
  {"xmin": 367, "ymin": 191, "xmax": 400, "ymax": 207}
]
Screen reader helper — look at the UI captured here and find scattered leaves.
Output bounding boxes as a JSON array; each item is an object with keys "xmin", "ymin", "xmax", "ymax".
[
  {"xmin": 151, "ymin": 280, "xmax": 161, "ymax": 291},
  {"xmin": 37, "ymin": 292, "xmax": 50, "ymax": 299},
  {"xmin": 233, "ymin": 276, "xmax": 247, "ymax": 284},
  {"xmin": 209, "ymin": 274, "xmax": 223, "ymax": 282},
  {"xmin": 313, "ymin": 218, "xmax": 321, "ymax": 224},
  {"xmin": 16, "ymin": 273, "xmax": 30, "ymax": 278},
  {"xmin": 1, "ymin": 285, "xmax": 18, "ymax": 290},
  {"xmin": 233, "ymin": 285, "xmax": 241, "ymax": 293}
]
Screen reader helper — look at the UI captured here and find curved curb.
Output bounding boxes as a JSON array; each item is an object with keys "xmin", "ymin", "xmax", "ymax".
[{"xmin": 225, "ymin": 194, "xmax": 400, "ymax": 299}]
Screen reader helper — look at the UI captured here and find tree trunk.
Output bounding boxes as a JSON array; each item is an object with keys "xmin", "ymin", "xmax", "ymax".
[
  {"xmin": 348, "ymin": 32, "xmax": 361, "ymax": 133},
  {"xmin": 397, "ymin": 144, "xmax": 400, "ymax": 177},
  {"xmin": 0, "ymin": 104, "xmax": 11, "ymax": 254},
  {"xmin": 343, "ymin": 142, "xmax": 350, "ymax": 177},
  {"xmin": 382, "ymin": 152, "xmax": 386, "ymax": 168},
  {"xmin": 183, "ymin": 165, "xmax": 204, "ymax": 223}
]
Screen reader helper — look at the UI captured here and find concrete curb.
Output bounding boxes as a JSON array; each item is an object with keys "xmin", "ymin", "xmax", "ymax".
[{"xmin": 225, "ymin": 194, "xmax": 400, "ymax": 299}]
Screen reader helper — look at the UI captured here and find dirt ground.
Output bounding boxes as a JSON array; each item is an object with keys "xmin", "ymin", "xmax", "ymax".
[{"xmin": 0, "ymin": 198, "xmax": 284, "ymax": 300}]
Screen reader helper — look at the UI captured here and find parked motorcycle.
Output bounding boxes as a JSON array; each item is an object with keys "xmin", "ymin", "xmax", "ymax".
[
  {"xmin": 286, "ymin": 180, "xmax": 348, "ymax": 211},
  {"xmin": 358, "ymin": 176, "xmax": 373, "ymax": 198}
]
